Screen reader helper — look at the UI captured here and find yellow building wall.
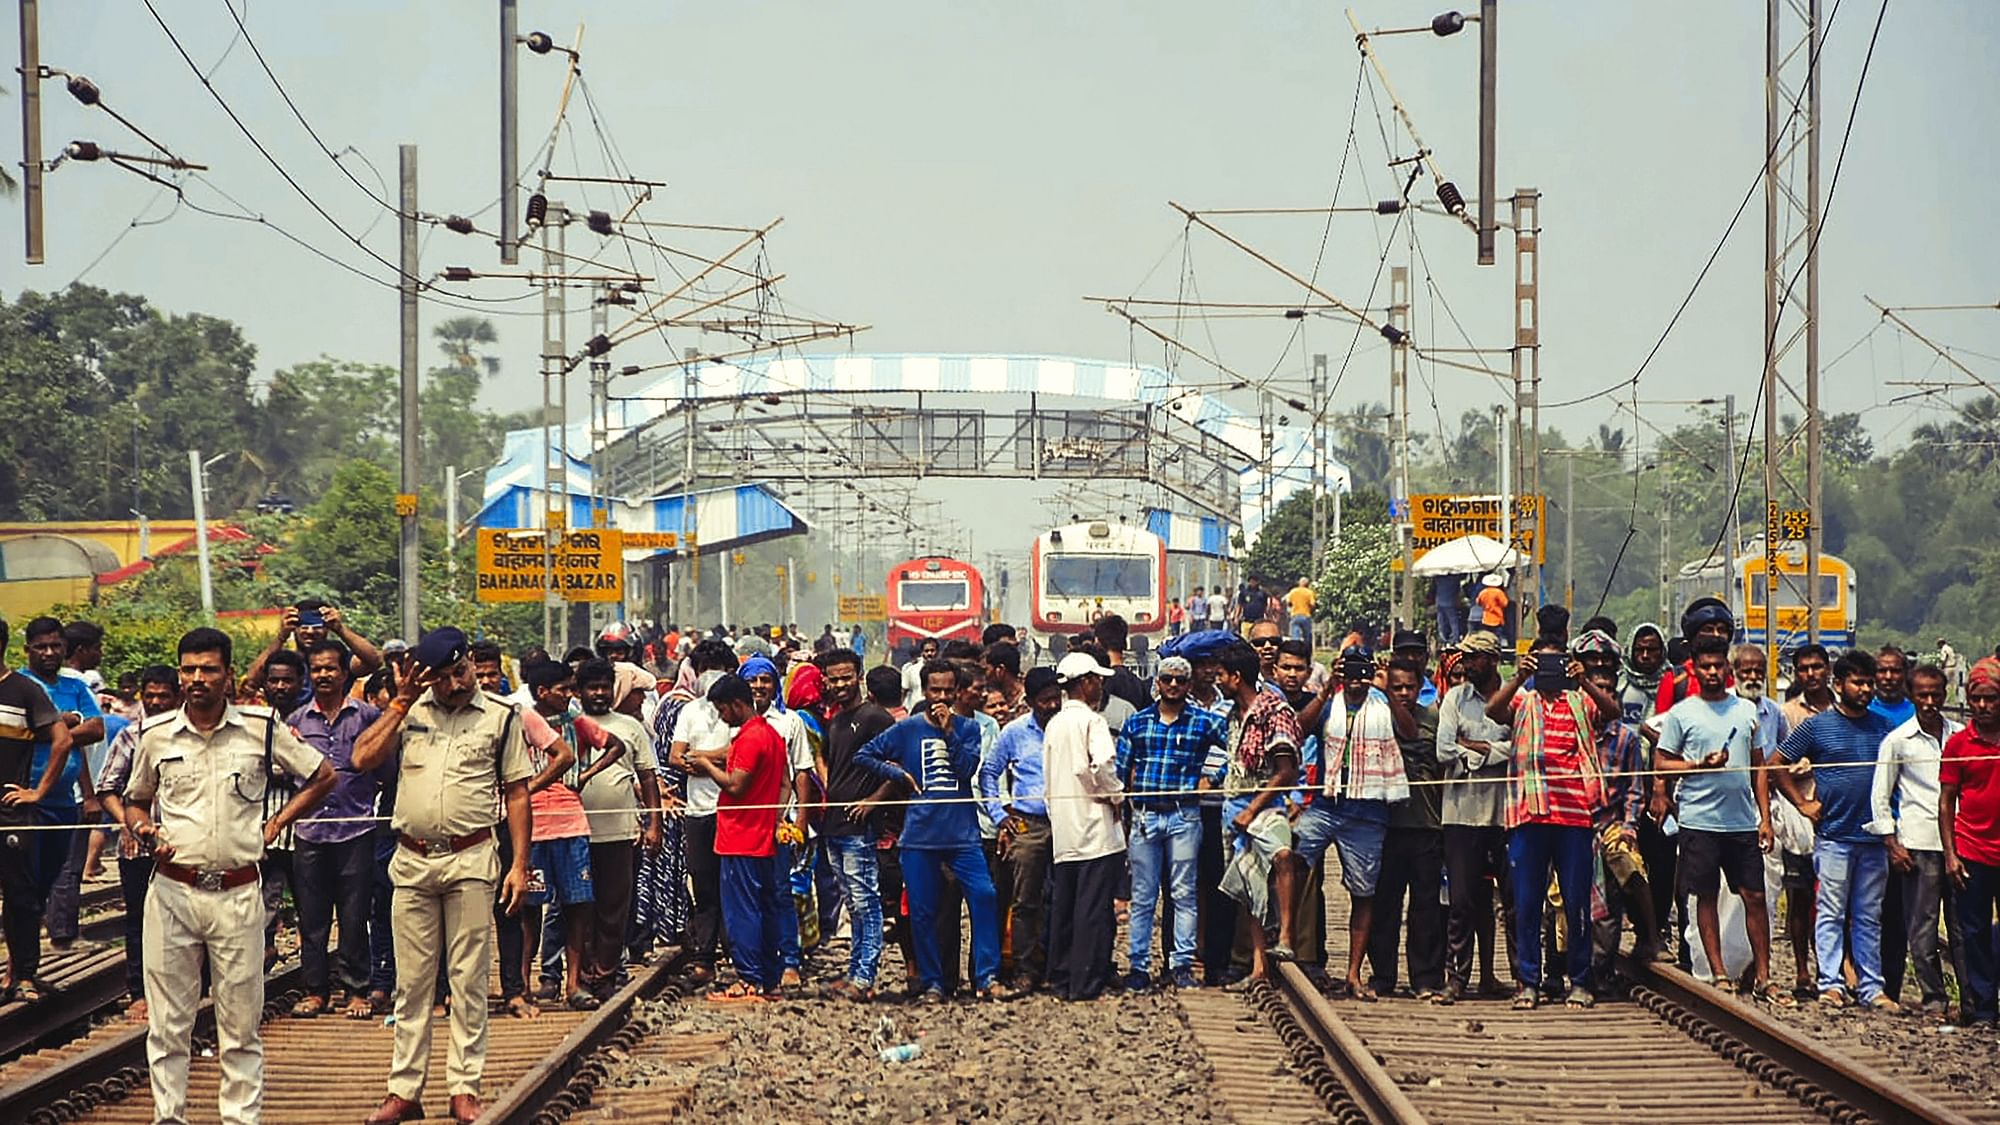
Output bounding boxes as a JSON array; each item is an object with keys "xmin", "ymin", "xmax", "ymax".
[{"xmin": 0, "ymin": 520, "xmax": 204, "ymax": 570}]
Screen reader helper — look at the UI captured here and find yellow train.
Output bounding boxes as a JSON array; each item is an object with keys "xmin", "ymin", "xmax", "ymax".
[{"xmin": 1671, "ymin": 539, "xmax": 1856, "ymax": 650}]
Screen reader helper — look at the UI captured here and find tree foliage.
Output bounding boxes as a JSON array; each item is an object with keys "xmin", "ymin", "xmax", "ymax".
[{"xmin": 1314, "ymin": 521, "xmax": 1396, "ymax": 634}]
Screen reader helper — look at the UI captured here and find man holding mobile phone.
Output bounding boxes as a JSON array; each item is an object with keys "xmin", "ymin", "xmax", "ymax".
[
  {"xmin": 1486, "ymin": 637, "xmax": 1620, "ymax": 1010},
  {"xmin": 1656, "ymin": 635, "xmax": 1775, "ymax": 1001}
]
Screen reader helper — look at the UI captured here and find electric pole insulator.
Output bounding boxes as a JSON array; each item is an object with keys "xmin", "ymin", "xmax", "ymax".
[
  {"xmin": 64, "ymin": 140, "xmax": 102, "ymax": 161},
  {"xmin": 444, "ymin": 215, "xmax": 475, "ymax": 234},
  {"xmin": 64, "ymin": 75, "xmax": 100, "ymax": 106},
  {"xmin": 587, "ymin": 210, "xmax": 614, "ymax": 235},
  {"xmin": 1435, "ymin": 180, "xmax": 1467, "ymax": 215},
  {"xmin": 1432, "ymin": 11, "xmax": 1466, "ymax": 36},
  {"xmin": 524, "ymin": 31, "xmax": 555, "ymax": 54},
  {"xmin": 525, "ymin": 191, "xmax": 548, "ymax": 227}
]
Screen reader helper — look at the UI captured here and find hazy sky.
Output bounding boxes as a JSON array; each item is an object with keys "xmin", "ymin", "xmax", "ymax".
[{"xmin": 6, "ymin": 1, "xmax": 1998, "ymax": 587}]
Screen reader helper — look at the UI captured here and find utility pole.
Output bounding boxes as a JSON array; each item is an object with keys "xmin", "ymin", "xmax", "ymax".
[
  {"xmin": 1761, "ymin": 0, "xmax": 1822, "ymax": 666},
  {"xmin": 1722, "ymin": 392, "xmax": 1740, "ymax": 619},
  {"xmin": 188, "ymin": 450, "xmax": 214, "ymax": 623},
  {"xmin": 445, "ymin": 464, "xmax": 458, "ymax": 605},
  {"xmin": 1310, "ymin": 352, "xmax": 1328, "ymax": 571},
  {"xmin": 498, "ymin": 0, "xmax": 519, "ymax": 264},
  {"xmin": 1476, "ymin": 0, "xmax": 1498, "ymax": 266},
  {"xmin": 681, "ymin": 346, "xmax": 699, "ymax": 625},
  {"xmin": 18, "ymin": 0, "xmax": 45, "ymax": 263},
  {"xmin": 589, "ymin": 281, "xmax": 612, "ymax": 636},
  {"xmin": 1495, "ymin": 405, "xmax": 1511, "ymax": 595},
  {"xmin": 1388, "ymin": 266, "xmax": 1413, "ymax": 628},
  {"xmin": 1509, "ymin": 189, "xmax": 1542, "ymax": 648},
  {"xmin": 397, "ymin": 145, "xmax": 421, "ymax": 642},
  {"xmin": 538, "ymin": 202, "xmax": 569, "ymax": 652},
  {"xmin": 1563, "ymin": 455, "xmax": 1574, "ymax": 610}
]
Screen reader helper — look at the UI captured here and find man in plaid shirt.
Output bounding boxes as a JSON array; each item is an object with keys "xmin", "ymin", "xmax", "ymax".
[{"xmin": 1116, "ymin": 656, "xmax": 1229, "ymax": 990}]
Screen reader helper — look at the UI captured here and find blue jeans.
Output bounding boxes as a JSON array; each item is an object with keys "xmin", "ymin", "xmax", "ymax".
[
  {"xmin": 824, "ymin": 834, "xmax": 884, "ymax": 987},
  {"xmin": 1128, "ymin": 806, "xmax": 1202, "ymax": 973},
  {"xmin": 719, "ymin": 853, "xmax": 787, "ymax": 990},
  {"xmin": 1814, "ymin": 837, "xmax": 1888, "ymax": 1002},
  {"xmin": 1957, "ymin": 858, "xmax": 2000, "ymax": 1021},
  {"xmin": 902, "ymin": 845, "xmax": 1000, "ymax": 993},
  {"xmin": 1289, "ymin": 615, "xmax": 1312, "ymax": 643},
  {"xmin": 1508, "ymin": 823, "xmax": 1594, "ymax": 990},
  {"xmin": 772, "ymin": 842, "xmax": 801, "ymax": 972}
]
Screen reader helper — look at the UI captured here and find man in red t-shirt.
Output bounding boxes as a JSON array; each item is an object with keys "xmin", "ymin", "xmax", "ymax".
[
  {"xmin": 686, "ymin": 674, "xmax": 789, "ymax": 1001},
  {"xmin": 1485, "ymin": 638, "xmax": 1621, "ymax": 1010},
  {"xmin": 1941, "ymin": 657, "xmax": 2000, "ymax": 1025}
]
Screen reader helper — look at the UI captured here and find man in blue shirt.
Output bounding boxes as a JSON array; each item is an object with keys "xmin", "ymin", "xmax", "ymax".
[
  {"xmin": 858, "ymin": 660, "xmax": 1008, "ymax": 1001},
  {"xmin": 978, "ymin": 667, "xmax": 1061, "ymax": 992},
  {"xmin": 1869, "ymin": 646, "xmax": 1915, "ymax": 729},
  {"xmin": 1656, "ymin": 635, "xmax": 1775, "ymax": 1000},
  {"xmin": 1777, "ymin": 649, "xmax": 1897, "ymax": 1010},
  {"xmin": 18, "ymin": 616, "xmax": 101, "ymax": 951},
  {"xmin": 1116, "ymin": 656, "xmax": 1228, "ymax": 991}
]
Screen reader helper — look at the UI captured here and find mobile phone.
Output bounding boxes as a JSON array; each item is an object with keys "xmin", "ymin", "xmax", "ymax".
[{"xmin": 1535, "ymin": 666, "xmax": 1575, "ymax": 696}]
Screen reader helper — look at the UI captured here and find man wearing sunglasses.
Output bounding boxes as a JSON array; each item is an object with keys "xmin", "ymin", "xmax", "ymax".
[
  {"xmin": 1248, "ymin": 621, "xmax": 1285, "ymax": 688},
  {"xmin": 1117, "ymin": 656, "xmax": 1229, "ymax": 991}
]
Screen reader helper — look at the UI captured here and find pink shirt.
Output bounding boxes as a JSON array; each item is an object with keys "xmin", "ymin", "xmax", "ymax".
[{"xmin": 521, "ymin": 707, "xmax": 602, "ymax": 841}]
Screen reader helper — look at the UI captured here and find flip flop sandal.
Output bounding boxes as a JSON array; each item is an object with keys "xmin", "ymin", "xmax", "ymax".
[
  {"xmin": 566, "ymin": 991, "xmax": 601, "ymax": 1011},
  {"xmin": 291, "ymin": 996, "xmax": 327, "ymax": 1018},
  {"xmin": 1351, "ymin": 983, "xmax": 1379, "ymax": 1003},
  {"xmin": 1757, "ymin": 982, "xmax": 1797, "ymax": 1007},
  {"xmin": 505, "ymin": 995, "xmax": 540, "ymax": 1019},
  {"xmin": 1713, "ymin": 978, "xmax": 1739, "ymax": 995},
  {"xmin": 343, "ymin": 996, "xmax": 374, "ymax": 1020},
  {"xmin": 705, "ymin": 983, "xmax": 766, "ymax": 1004}
]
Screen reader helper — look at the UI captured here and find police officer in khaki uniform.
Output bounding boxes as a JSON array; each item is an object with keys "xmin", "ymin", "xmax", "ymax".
[
  {"xmin": 355, "ymin": 628, "xmax": 533, "ymax": 1125},
  {"xmin": 120, "ymin": 627, "xmax": 334, "ymax": 1125}
]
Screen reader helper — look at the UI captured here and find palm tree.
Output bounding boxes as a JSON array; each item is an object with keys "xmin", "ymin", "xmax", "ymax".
[{"xmin": 434, "ymin": 316, "xmax": 499, "ymax": 378}]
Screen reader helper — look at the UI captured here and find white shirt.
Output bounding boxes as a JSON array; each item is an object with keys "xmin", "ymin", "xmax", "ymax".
[
  {"xmin": 1867, "ymin": 713, "xmax": 1960, "ymax": 852},
  {"xmin": 1041, "ymin": 697, "xmax": 1125, "ymax": 863},
  {"xmin": 672, "ymin": 697, "xmax": 731, "ymax": 817},
  {"xmin": 762, "ymin": 705, "xmax": 816, "ymax": 818}
]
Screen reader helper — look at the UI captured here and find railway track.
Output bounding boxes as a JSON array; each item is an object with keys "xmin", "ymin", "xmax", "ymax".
[
  {"xmin": 0, "ymin": 943, "xmax": 697, "ymax": 1125},
  {"xmin": 1202, "ymin": 867, "xmax": 1996, "ymax": 1125},
  {"xmin": 0, "ymin": 881, "xmax": 135, "ymax": 1064}
]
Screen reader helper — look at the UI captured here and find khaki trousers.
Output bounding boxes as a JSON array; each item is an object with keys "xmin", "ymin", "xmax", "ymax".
[
  {"xmin": 387, "ymin": 840, "xmax": 499, "ymax": 1101},
  {"xmin": 143, "ymin": 875, "xmax": 266, "ymax": 1125}
]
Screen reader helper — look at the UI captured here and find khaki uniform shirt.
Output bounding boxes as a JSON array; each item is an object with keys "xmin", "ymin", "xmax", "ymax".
[
  {"xmin": 125, "ymin": 704, "xmax": 326, "ymax": 871},
  {"xmin": 389, "ymin": 689, "xmax": 534, "ymax": 842}
]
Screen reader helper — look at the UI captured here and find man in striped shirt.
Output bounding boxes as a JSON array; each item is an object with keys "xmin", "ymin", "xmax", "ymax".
[{"xmin": 1485, "ymin": 637, "xmax": 1621, "ymax": 1009}]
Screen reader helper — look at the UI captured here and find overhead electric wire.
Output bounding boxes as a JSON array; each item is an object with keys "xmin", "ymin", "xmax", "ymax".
[
  {"xmin": 142, "ymin": 0, "xmax": 527, "ymax": 308},
  {"xmin": 218, "ymin": 0, "xmax": 399, "ymax": 216},
  {"xmin": 1689, "ymin": 0, "xmax": 1890, "ymax": 578},
  {"xmin": 1544, "ymin": 0, "xmax": 1851, "ymax": 412}
]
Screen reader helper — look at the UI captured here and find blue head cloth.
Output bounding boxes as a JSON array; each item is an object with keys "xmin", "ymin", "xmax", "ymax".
[
  {"xmin": 737, "ymin": 655, "xmax": 779, "ymax": 682},
  {"xmin": 1161, "ymin": 628, "xmax": 1239, "ymax": 661}
]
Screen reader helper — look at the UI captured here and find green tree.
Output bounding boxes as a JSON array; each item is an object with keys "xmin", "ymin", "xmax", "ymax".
[
  {"xmin": 263, "ymin": 460, "xmax": 401, "ymax": 627},
  {"xmin": 1314, "ymin": 521, "xmax": 1396, "ymax": 633},
  {"xmin": 0, "ymin": 286, "xmax": 262, "ymax": 519}
]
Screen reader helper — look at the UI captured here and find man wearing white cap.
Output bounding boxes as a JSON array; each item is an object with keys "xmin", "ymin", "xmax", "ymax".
[{"xmin": 1042, "ymin": 653, "xmax": 1127, "ymax": 1001}]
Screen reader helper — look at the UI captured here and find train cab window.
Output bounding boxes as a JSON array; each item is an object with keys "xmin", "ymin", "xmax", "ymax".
[
  {"xmin": 1044, "ymin": 556, "xmax": 1154, "ymax": 599},
  {"xmin": 896, "ymin": 580, "xmax": 970, "ymax": 611}
]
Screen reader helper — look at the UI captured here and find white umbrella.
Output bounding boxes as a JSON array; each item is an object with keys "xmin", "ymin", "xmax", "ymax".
[{"xmin": 1410, "ymin": 533, "xmax": 1522, "ymax": 578}]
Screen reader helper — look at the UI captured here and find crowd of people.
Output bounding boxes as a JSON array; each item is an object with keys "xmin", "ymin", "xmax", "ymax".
[{"xmin": 2, "ymin": 589, "xmax": 1999, "ymax": 1124}]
